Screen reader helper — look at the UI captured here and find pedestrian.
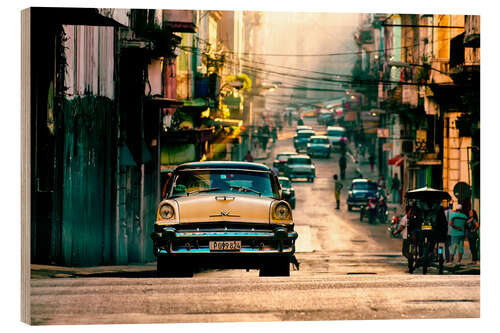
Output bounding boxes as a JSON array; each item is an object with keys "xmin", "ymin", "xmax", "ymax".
[
  {"xmin": 391, "ymin": 173, "xmax": 400, "ymax": 204},
  {"xmin": 244, "ymin": 150, "xmax": 254, "ymax": 162},
  {"xmin": 339, "ymin": 154, "xmax": 347, "ymax": 180},
  {"xmin": 444, "ymin": 200, "xmax": 453, "ymax": 262},
  {"xmin": 369, "ymin": 153, "xmax": 375, "ymax": 173},
  {"xmin": 393, "ymin": 205, "xmax": 412, "ymax": 259},
  {"xmin": 271, "ymin": 165, "xmax": 279, "ymax": 177},
  {"xmin": 377, "ymin": 175, "xmax": 386, "ymax": 196},
  {"xmin": 333, "ymin": 174, "xmax": 343, "ymax": 209},
  {"xmin": 466, "ymin": 208, "xmax": 480, "ymax": 265},
  {"xmin": 449, "ymin": 204, "xmax": 467, "ymax": 264}
]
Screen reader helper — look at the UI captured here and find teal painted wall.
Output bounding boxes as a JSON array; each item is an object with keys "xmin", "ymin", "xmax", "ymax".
[{"xmin": 60, "ymin": 96, "xmax": 117, "ymax": 266}]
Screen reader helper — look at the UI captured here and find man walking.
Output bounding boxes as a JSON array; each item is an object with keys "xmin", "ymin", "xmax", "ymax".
[
  {"xmin": 449, "ymin": 204, "xmax": 467, "ymax": 264},
  {"xmin": 444, "ymin": 200, "xmax": 453, "ymax": 262},
  {"xmin": 333, "ymin": 174, "xmax": 343, "ymax": 210},
  {"xmin": 391, "ymin": 173, "xmax": 400, "ymax": 204},
  {"xmin": 339, "ymin": 154, "xmax": 347, "ymax": 180}
]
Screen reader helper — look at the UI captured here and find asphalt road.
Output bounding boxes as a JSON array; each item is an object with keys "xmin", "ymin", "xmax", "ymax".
[{"xmin": 29, "ymin": 117, "xmax": 480, "ymax": 325}]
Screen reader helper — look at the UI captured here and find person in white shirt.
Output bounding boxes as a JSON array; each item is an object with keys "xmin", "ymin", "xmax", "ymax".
[{"xmin": 393, "ymin": 205, "xmax": 412, "ymax": 258}]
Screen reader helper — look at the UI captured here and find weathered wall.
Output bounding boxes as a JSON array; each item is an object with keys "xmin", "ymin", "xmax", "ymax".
[{"xmin": 60, "ymin": 96, "xmax": 117, "ymax": 266}]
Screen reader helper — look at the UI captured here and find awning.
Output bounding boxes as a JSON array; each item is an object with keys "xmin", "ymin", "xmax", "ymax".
[
  {"xmin": 180, "ymin": 98, "xmax": 211, "ymax": 111},
  {"xmin": 146, "ymin": 97, "xmax": 184, "ymax": 107},
  {"xmin": 388, "ymin": 154, "xmax": 405, "ymax": 166},
  {"xmin": 31, "ymin": 7, "xmax": 126, "ymax": 27}
]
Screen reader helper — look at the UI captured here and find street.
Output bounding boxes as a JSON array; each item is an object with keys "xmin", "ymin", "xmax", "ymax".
[{"xmin": 30, "ymin": 118, "xmax": 480, "ymax": 325}]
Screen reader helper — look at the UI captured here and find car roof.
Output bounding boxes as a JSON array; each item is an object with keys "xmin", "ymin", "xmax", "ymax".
[
  {"xmin": 326, "ymin": 126, "xmax": 345, "ymax": 131},
  {"xmin": 289, "ymin": 154, "xmax": 311, "ymax": 159},
  {"xmin": 176, "ymin": 161, "xmax": 271, "ymax": 172},
  {"xmin": 297, "ymin": 130, "xmax": 315, "ymax": 134},
  {"xmin": 278, "ymin": 176, "xmax": 291, "ymax": 181},
  {"xmin": 310, "ymin": 135, "xmax": 329, "ymax": 139},
  {"xmin": 276, "ymin": 152, "xmax": 297, "ymax": 156},
  {"xmin": 352, "ymin": 178, "xmax": 376, "ymax": 183}
]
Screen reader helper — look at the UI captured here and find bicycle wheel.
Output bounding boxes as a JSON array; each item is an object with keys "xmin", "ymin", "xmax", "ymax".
[{"xmin": 408, "ymin": 243, "xmax": 417, "ymax": 274}]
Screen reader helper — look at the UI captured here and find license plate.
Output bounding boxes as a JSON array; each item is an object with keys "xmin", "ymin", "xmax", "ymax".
[
  {"xmin": 209, "ymin": 240, "xmax": 241, "ymax": 251},
  {"xmin": 421, "ymin": 225, "xmax": 433, "ymax": 231}
]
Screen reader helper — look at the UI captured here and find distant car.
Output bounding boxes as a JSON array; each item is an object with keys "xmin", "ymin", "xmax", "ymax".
[
  {"xmin": 279, "ymin": 177, "xmax": 296, "ymax": 209},
  {"xmin": 307, "ymin": 135, "xmax": 331, "ymax": 158},
  {"xmin": 293, "ymin": 130, "xmax": 315, "ymax": 152},
  {"xmin": 346, "ymin": 179, "xmax": 378, "ymax": 211},
  {"xmin": 273, "ymin": 152, "xmax": 298, "ymax": 174},
  {"xmin": 326, "ymin": 126, "xmax": 347, "ymax": 151},
  {"xmin": 151, "ymin": 161, "xmax": 298, "ymax": 277},
  {"xmin": 317, "ymin": 110, "xmax": 335, "ymax": 125},
  {"xmin": 284, "ymin": 155, "xmax": 315, "ymax": 182}
]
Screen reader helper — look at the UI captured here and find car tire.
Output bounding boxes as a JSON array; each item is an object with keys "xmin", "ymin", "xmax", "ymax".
[
  {"xmin": 348, "ymin": 205, "xmax": 352, "ymax": 211},
  {"xmin": 157, "ymin": 256, "xmax": 193, "ymax": 278},
  {"xmin": 259, "ymin": 258, "xmax": 290, "ymax": 277}
]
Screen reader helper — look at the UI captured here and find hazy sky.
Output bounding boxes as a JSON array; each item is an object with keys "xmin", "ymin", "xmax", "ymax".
[{"xmin": 253, "ymin": 11, "xmax": 360, "ymax": 106}]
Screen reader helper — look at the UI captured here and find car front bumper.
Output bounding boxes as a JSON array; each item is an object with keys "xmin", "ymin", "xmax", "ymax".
[{"xmin": 151, "ymin": 224, "xmax": 298, "ymax": 257}]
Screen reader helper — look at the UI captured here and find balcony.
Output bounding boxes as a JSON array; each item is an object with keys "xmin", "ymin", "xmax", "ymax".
[
  {"xmin": 464, "ymin": 15, "xmax": 480, "ymax": 48},
  {"xmin": 162, "ymin": 10, "xmax": 197, "ymax": 33}
]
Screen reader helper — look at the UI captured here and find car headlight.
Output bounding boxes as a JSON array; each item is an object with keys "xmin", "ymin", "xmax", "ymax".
[
  {"xmin": 273, "ymin": 202, "xmax": 292, "ymax": 221},
  {"xmin": 158, "ymin": 203, "xmax": 175, "ymax": 220}
]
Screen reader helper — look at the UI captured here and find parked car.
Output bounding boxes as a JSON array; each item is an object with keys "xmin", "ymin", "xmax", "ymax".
[
  {"xmin": 326, "ymin": 126, "xmax": 347, "ymax": 151},
  {"xmin": 306, "ymin": 135, "xmax": 331, "ymax": 158},
  {"xmin": 273, "ymin": 152, "xmax": 298, "ymax": 174},
  {"xmin": 293, "ymin": 129, "xmax": 315, "ymax": 152},
  {"xmin": 279, "ymin": 176, "xmax": 296, "ymax": 209},
  {"xmin": 346, "ymin": 178, "xmax": 378, "ymax": 211},
  {"xmin": 151, "ymin": 161, "xmax": 298, "ymax": 277},
  {"xmin": 284, "ymin": 155, "xmax": 315, "ymax": 182}
]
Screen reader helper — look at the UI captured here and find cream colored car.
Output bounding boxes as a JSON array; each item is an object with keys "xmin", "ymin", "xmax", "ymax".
[{"xmin": 151, "ymin": 161, "xmax": 298, "ymax": 277}]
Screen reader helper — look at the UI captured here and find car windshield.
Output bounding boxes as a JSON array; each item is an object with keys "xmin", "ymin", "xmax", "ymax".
[
  {"xmin": 310, "ymin": 138, "xmax": 329, "ymax": 144},
  {"xmin": 327, "ymin": 130, "xmax": 345, "ymax": 137},
  {"xmin": 288, "ymin": 158, "xmax": 311, "ymax": 165},
  {"xmin": 298, "ymin": 132, "xmax": 314, "ymax": 138},
  {"xmin": 169, "ymin": 169, "xmax": 278, "ymax": 198},
  {"xmin": 279, "ymin": 179, "xmax": 291, "ymax": 188},
  {"xmin": 352, "ymin": 182, "xmax": 378, "ymax": 191}
]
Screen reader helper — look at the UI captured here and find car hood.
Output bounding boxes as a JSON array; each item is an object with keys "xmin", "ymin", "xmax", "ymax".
[{"xmin": 173, "ymin": 195, "xmax": 275, "ymax": 224}]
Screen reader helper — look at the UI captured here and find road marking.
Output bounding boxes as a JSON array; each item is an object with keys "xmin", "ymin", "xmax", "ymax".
[{"xmin": 295, "ymin": 225, "xmax": 314, "ymax": 253}]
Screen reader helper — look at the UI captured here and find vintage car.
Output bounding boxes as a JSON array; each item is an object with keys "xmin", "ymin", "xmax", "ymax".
[
  {"xmin": 306, "ymin": 135, "xmax": 331, "ymax": 158},
  {"xmin": 293, "ymin": 129, "xmax": 315, "ymax": 152},
  {"xmin": 346, "ymin": 178, "xmax": 378, "ymax": 211},
  {"xmin": 326, "ymin": 126, "xmax": 347, "ymax": 151},
  {"xmin": 273, "ymin": 152, "xmax": 298, "ymax": 174},
  {"xmin": 278, "ymin": 176, "xmax": 296, "ymax": 209},
  {"xmin": 151, "ymin": 161, "xmax": 298, "ymax": 277},
  {"xmin": 283, "ymin": 155, "xmax": 315, "ymax": 182}
]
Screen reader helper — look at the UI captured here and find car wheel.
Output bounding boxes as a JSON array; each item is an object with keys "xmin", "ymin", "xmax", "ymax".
[
  {"xmin": 259, "ymin": 258, "xmax": 290, "ymax": 277},
  {"xmin": 348, "ymin": 205, "xmax": 352, "ymax": 211},
  {"xmin": 157, "ymin": 256, "xmax": 193, "ymax": 278}
]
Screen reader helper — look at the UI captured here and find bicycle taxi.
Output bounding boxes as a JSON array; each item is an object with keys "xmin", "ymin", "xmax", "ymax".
[{"xmin": 405, "ymin": 187, "xmax": 451, "ymax": 274}]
